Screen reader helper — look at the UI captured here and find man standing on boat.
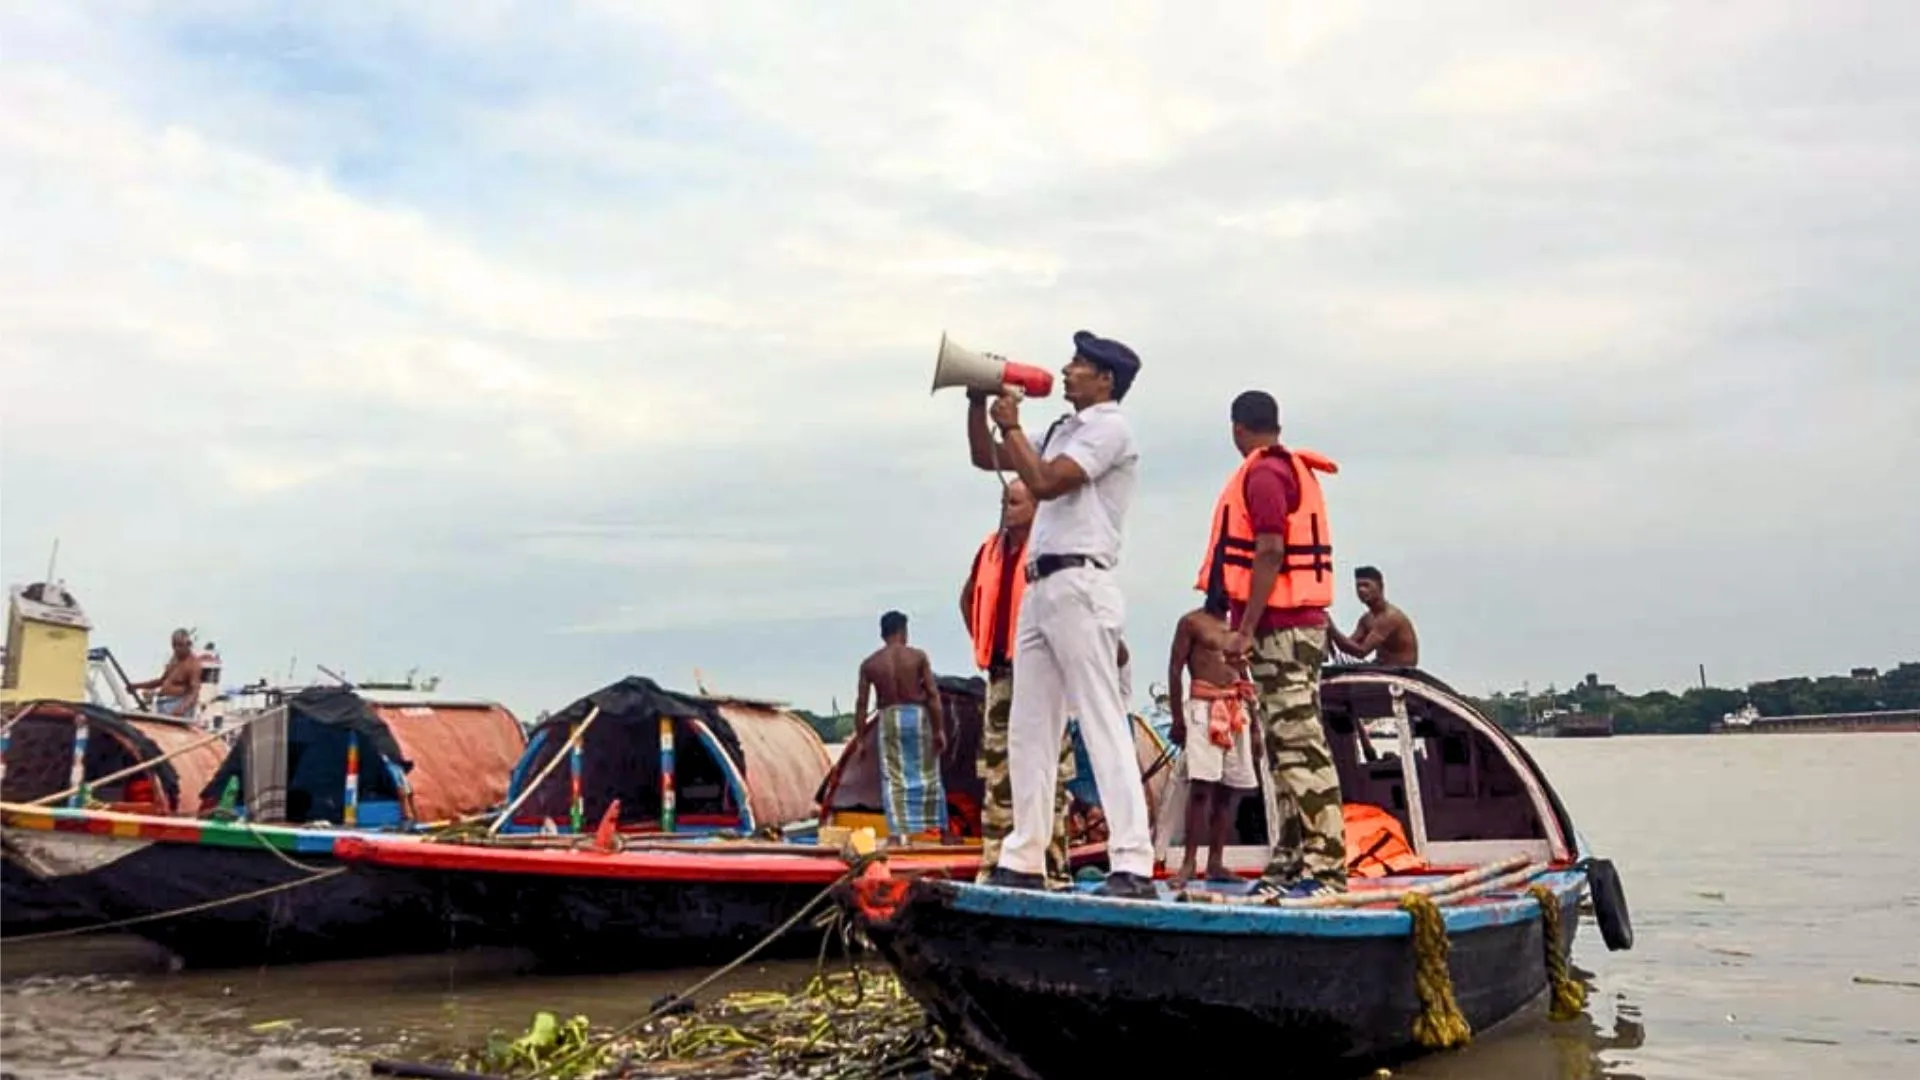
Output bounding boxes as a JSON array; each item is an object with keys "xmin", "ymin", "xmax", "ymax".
[
  {"xmin": 959, "ymin": 477, "xmax": 1076, "ymax": 887},
  {"xmin": 1166, "ymin": 592, "xmax": 1259, "ymax": 886},
  {"xmin": 856, "ymin": 611, "xmax": 950, "ymax": 836},
  {"xmin": 1198, "ymin": 390, "xmax": 1348, "ymax": 898},
  {"xmin": 968, "ymin": 330, "xmax": 1155, "ymax": 899},
  {"xmin": 130, "ymin": 628, "xmax": 202, "ymax": 718},
  {"xmin": 1329, "ymin": 566, "xmax": 1421, "ymax": 668}
]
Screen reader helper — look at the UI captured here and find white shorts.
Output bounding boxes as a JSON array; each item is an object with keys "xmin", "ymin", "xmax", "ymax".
[{"xmin": 1183, "ymin": 699, "xmax": 1258, "ymax": 790}]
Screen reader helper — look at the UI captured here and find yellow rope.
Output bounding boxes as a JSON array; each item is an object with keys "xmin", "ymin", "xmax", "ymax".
[
  {"xmin": 1527, "ymin": 884, "xmax": 1587, "ymax": 1021},
  {"xmin": 1399, "ymin": 892, "xmax": 1471, "ymax": 1049}
]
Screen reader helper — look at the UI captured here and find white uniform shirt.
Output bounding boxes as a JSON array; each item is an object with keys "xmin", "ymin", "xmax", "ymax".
[{"xmin": 1026, "ymin": 401, "xmax": 1138, "ymax": 566}]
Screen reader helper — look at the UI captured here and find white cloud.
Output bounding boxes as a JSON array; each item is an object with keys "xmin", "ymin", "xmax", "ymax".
[{"xmin": 2, "ymin": 1, "xmax": 1916, "ymax": 719}]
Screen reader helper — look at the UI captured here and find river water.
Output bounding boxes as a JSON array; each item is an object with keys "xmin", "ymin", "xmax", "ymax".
[{"xmin": 2, "ymin": 733, "xmax": 1916, "ymax": 1079}]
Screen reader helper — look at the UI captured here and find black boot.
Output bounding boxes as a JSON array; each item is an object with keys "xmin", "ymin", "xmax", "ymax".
[{"xmin": 1094, "ymin": 871, "xmax": 1159, "ymax": 900}]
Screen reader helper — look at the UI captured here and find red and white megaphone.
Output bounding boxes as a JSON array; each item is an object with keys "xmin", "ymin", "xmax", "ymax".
[{"xmin": 931, "ymin": 333, "xmax": 1054, "ymax": 398}]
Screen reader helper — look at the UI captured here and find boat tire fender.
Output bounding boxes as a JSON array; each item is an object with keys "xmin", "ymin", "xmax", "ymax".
[{"xmin": 1586, "ymin": 858, "xmax": 1633, "ymax": 952}]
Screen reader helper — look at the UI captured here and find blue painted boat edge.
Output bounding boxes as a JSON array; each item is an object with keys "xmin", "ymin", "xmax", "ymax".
[{"xmin": 940, "ymin": 870, "xmax": 1586, "ymax": 938}]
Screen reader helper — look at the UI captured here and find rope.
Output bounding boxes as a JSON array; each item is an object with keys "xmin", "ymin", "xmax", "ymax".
[
  {"xmin": 1399, "ymin": 891, "xmax": 1471, "ymax": 1050},
  {"xmin": 4, "ymin": 866, "xmax": 347, "ymax": 943},
  {"xmin": 5, "ymin": 815, "xmax": 343, "ymax": 943},
  {"xmin": 1527, "ymin": 884, "xmax": 1586, "ymax": 1021},
  {"xmin": 486, "ymin": 705, "xmax": 601, "ymax": 835},
  {"xmin": 520, "ymin": 851, "xmax": 881, "ymax": 1080}
]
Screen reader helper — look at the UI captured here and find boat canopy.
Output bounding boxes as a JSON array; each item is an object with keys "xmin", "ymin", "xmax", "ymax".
[
  {"xmin": 504, "ymin": 676, "xmax": 832, "ymax": 835},
  {"xmin": 0, "ymin": 699, "xmax": 225, "ymax": 814},
  {"xmin": 1321, "ymin": 666, "xmax": 1577, "ymax": 868},
  {"xmin": 197, "ymin": 686, "xmax": 525, "ymax": 827}
]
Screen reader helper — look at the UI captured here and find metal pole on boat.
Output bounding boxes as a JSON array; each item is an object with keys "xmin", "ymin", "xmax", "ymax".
[
  {"xmin": 568, "ymin": 720, "xmax": 584, "ymax": 833},
  {"xmin": 659, "ymin": 714, "xmax": 677, "ymax": 834},
  {"xmin": 65, "ymin": 714, "xmax": 90, "ymax": 808},
  {"xmin": 344, "ymin": 730, "xmax": 360, "ymax": 827}
]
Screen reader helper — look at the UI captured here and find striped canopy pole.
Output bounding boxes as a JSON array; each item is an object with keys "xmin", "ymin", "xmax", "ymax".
[
  {"xmin": 65, "ymin": 715, "xmax": 90, "ymax": 808},
  {"xmin": 343, "ymin": 731, "xmax": 360, "ymax": 827},
  {"xmin": 567, "ymin": 720, "xmax": 584, "ymax": 833},
  {"xmin": 659, "ymin": 715, "xmax": 677, "ymax": 833}
]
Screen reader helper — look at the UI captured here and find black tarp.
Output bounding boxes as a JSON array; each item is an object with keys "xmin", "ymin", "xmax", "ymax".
[
  {"xmin": 0, "ymin": 700, "xmax": 185, "ymax": 809},
  {"xmin": 513, "ymin": 676, "xmax": 754, "ymax": 826},
  {"xmin": 198, "ymin": 686, "xmax": 411, "ymax": 822}
]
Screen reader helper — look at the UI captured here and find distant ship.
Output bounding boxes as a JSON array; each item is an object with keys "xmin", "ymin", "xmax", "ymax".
[{"xmin": 1536, "ymin": 707, "xmax": 1615, "ymax": 738}]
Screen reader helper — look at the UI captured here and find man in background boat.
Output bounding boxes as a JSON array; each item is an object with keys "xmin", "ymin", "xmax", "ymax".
[
  {"xmin": 1166, "ymin": 592, "xmax": 1259, "ymax": 886},
  {"xmin": 971, "ymin": 330, "xmax": 1155, "ymax": 899},
  {"xmin": 130, "ymin": 628, "xmax": 202, "ymax": 718},
  {"xmin": 1329, "ymin": 566, "xmax": 1421, "ymax": 668},
  {"xmin": 959, "ymin": 476, "xmax": 1078, "ymax": 887},
  {"xmin": 857, "ymin": 611, "xmax": 950, "ymax": 837},
  {"xmin": 1199, "ymin": 390, "xmax": 1347, "ymax": 898}
]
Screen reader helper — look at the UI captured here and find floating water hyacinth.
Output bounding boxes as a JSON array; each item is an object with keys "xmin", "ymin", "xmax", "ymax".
[{"xmin": 458, "ymin": 971, "xmax": 987, "ymax": 1080}]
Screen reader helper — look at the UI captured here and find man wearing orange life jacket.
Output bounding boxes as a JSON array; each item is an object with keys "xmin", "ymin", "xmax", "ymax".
[
  {"xmin": 1197, "ymin": 390, "xmax": 1348, "ymax": 899},
  {"xmin": 959, "ymin": 477, "xmax": 1076, "ymax": 887}
]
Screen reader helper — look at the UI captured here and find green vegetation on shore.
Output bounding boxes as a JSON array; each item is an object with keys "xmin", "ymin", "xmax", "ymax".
[{"xmin": 1473, "ymin": 661, "xmax": 1920, "ymax": 735}]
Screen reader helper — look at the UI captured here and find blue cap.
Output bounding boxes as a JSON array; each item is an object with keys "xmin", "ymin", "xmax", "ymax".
[{"xmin": 1072, "ymin": 330, "xmax": 1141, "ymax": 397}]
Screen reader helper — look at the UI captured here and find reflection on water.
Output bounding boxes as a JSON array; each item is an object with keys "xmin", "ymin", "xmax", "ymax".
[{"xmin": 3, "ymin": 734, "xmax": 1917, "ymax": 1079}]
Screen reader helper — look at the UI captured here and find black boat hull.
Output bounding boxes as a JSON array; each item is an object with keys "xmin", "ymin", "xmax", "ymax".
[
  {"xmin": 847, "ymin": 878, "xmax": 1582, "ymax": 1080},
  {"xmin": 1, "ymin": 824, "xmax": 492, "ymax": 967},
  {"xmin": 396, "ymin": 868, "xmax": 836, "ymax": 971}
]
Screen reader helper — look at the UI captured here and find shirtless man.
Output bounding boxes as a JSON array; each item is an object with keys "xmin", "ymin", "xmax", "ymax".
[
  {"xmin": 1330, "ymin": 566, "xmax": 1420, "ymax": 668},
  {"xmin": 1166, "ymin": 593, "xmax": 1259, "ymax": 886},
  {"xmin": 130, "ymin": 628, "xmax": 202, "ymax": 718},
  {"xmin": 856, "ymin": 611, "xmax": 947, "ymax": 754}
]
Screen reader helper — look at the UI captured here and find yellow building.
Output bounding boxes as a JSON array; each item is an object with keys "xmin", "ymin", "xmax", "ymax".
[{"xmin": 1, "ymin": 581, "xmax": 93, "ymax": 707}]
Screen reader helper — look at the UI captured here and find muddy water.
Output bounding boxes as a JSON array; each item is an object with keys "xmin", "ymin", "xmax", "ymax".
[{"xmin": 4, "ymin": 734, "xmax": 1918, "ymax": 1079}]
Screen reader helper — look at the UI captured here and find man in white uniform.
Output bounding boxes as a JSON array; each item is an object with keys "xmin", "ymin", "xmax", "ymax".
[{"xmin": 973, "ymin": 330, "xmax": 1155, "ymax": 899}]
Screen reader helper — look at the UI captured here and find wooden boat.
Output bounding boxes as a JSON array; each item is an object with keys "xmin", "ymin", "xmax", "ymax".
[
  {"xmin": 837, "ymin": 665, "xmax": 1636, "ymax": 1080},
  {"xmin": 1, "ymin": 699, "xmax": 229, "ymax": 934},
  {"xmin": 0, "ymin": 685, "xmax": 525, "ymax": 966},
  {"xmin": 332, "ymin": 675, "xmax": 1173, "ymax": 970}
]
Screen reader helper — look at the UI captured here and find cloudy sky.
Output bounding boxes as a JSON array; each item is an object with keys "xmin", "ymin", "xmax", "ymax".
[{"xmin": 3, "ymin": 1, "xmax": 1915, "ymax": 723}]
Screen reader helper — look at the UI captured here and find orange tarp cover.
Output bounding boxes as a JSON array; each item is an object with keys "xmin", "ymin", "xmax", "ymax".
[
  {"xmin": 371, "ymin": 703, "xmax": 526, "ymax": 822},
  {"xmin": 125, "ymin": 717, "xmax": 228, "ymax": 814},
  {"xmin": 712, "ymin": 702, "xmax": 832, "ymax": 829}
]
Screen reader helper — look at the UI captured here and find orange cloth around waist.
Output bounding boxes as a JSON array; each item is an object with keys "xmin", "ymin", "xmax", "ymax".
[{"xmin": 1190, "ymin": 678, "xmax": 1256, "ymax": 749}]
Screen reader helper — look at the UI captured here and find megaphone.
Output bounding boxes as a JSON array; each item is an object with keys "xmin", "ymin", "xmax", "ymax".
[{"xmin": 931, "ymin": 333, "xmax": 1054, "ymax": 397}]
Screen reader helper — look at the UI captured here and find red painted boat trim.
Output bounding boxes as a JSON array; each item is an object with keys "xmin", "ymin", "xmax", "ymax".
[{"xmin": 332, "ymin": 835, "xmax": 1107, "ymax": 885}]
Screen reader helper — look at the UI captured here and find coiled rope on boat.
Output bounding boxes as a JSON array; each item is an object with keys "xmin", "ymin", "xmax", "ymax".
[
  {"xmin": 1399, "ymin": 891, "xmax": 1472, "ymax": 1050},
  {"xmin": 1527, "ymin": 883, "xmax": 1586, "ymax": 1021}
]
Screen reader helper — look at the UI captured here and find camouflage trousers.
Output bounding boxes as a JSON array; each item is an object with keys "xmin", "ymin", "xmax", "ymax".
[
  {"xmin": 976, "ymin": 671, "xmax": 1076, "ymax": 887},
  {"xmin": 1248, "ymin": 624, "xmax": 1348, "ymax": 891}
]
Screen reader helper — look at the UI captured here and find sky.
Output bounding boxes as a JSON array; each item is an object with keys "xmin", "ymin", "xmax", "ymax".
[{"xmin": 3, "ymin": 1, "xmax": 1916, "ymax": 724}]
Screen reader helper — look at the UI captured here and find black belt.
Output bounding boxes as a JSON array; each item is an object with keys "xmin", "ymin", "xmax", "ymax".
[{"xmin": 1025, "ymin": 553, "xmax": 1109, "ymax": 583}]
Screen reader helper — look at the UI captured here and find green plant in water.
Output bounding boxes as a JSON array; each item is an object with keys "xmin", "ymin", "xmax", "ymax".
[{"xmin": 466, "ymin": 1010, "xmax": 601, "ymax": 1079}]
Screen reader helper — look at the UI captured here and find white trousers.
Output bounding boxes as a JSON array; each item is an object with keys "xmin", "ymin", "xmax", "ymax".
[{"xmin": 997, "ymin": 565, "xmax": 1154, "ymax": 878}]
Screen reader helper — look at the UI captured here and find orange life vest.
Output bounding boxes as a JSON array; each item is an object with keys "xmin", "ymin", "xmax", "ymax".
[
  {"xmin": 968, "ymin": 530, "xmax": 1029, "ymax": 670},
  {"xmin": 1343, "ymin": 803, "xmax": 1423, "ymax": 878},
  {"xmin": 1194, "ymin": 444, "xmax": 1338, "ymax": 610}
]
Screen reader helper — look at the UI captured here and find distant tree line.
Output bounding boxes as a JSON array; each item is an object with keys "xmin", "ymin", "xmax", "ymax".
[
  {"xmin": 1473, "ymin": 661, "xmax": 1920, "ymax": 735},
  {"xmin": 794, "ymin": 709, "xmax": 856, "ymax": 743}
]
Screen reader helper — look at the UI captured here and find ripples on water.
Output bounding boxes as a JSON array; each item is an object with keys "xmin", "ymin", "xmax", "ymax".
[{"xmin": 3, "ymin": 734, "xmax": 1916, "ymax": 1079}]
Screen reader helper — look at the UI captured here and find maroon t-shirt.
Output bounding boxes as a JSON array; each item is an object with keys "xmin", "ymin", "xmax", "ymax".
[{"xmin": 1230, "ymin": 449, "xmax": 1329, "ymax": 633}]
